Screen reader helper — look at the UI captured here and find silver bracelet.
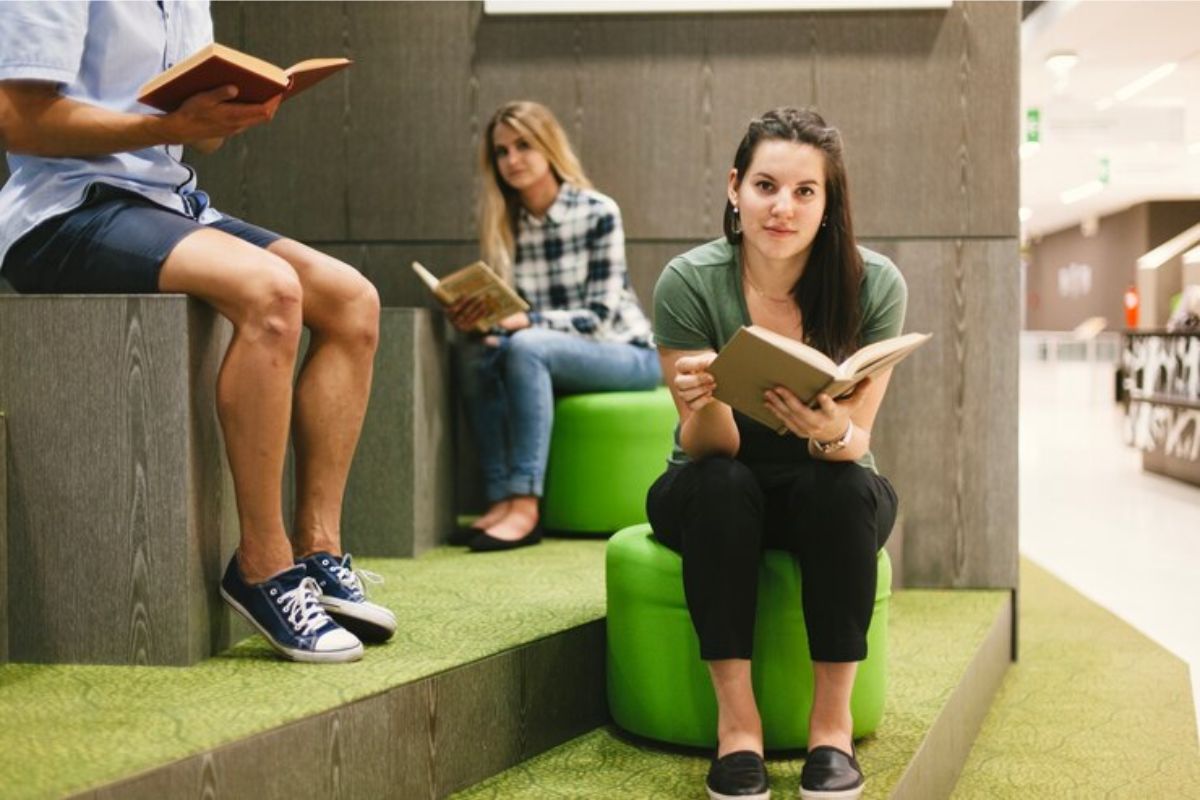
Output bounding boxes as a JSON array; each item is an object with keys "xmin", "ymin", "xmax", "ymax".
[{"xmin": 812, "ymin": 420, "xmax": 854, "ymax": 455}]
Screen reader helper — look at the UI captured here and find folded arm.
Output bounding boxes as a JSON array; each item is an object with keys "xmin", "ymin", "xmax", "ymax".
[{"xmin": 0, "ymin": 80, "xmax": 279, "ymax": 158}]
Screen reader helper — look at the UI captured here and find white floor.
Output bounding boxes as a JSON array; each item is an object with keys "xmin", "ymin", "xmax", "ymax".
[{"xmin": 1018, "ymin": 354, "xmax": 1200, "ymax": 738}]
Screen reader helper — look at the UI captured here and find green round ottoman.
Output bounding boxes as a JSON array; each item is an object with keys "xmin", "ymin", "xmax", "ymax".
[
  {"xmin": 606, "ymin": 523, "xmax": 891, "ymax": 750},
  {"xmin": 541, "ymin": 387, "xmax": 677, "ymax": 535}
]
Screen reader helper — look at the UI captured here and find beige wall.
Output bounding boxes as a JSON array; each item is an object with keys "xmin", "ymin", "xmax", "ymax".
[{"xmin": 1026, "ymin": 201, "xmax": 1200, "ymax": 331}]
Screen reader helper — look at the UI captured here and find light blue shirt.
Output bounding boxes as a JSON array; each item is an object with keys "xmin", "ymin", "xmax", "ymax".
[{"xmin": 0, "ymin": 0, "xmax": 220, "ymax": 268}]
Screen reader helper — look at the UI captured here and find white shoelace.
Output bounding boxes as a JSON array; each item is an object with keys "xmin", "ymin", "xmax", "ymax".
[
  {"xmin": 277, "ymin": 577, "xmax": 332, "ymax": 636},
  {"xmin": 333, "ymin": 558, "xmax": 383, "ymax": 598}
]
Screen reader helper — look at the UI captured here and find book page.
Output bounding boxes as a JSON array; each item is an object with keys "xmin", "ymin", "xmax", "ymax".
[
  {"xmin": 839, "ymin": 332, "xmax": 931, "ymax": 378},
  {"xmin": 744, "ymin": 325, "xmax": 841, "ymax": 375}
]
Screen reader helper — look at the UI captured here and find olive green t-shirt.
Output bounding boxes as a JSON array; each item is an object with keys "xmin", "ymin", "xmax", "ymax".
[{"xmin": 653, "ymin": 238, "xmax": 908, "ymax": 472}]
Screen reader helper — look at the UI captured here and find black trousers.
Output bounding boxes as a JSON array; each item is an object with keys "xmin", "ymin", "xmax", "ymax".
[{"xmin": 645, "ymin": 413, "xmax": 898, "ymax": 663}]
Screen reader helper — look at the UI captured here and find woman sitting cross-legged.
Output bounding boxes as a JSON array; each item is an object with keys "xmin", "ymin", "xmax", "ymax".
[
  {"xmin": 648, "ymin": 107, "xmax": 906, "ymax": 800},
  {"xmin": 450, "ymin": 100, "xmax": 661, "ymax": 552}
]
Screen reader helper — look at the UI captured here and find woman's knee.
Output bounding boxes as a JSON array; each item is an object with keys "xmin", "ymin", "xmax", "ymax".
[
  {"xmin": 505, "ymin": 327, "xmax": 561, "ymax": 363},
  {"xmin": 682, "ymin": 457, "xmax": 765, "ymax": 519}
]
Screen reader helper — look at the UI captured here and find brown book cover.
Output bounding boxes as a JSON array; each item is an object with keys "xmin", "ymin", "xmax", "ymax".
[
  {"xmin": 709, "ymin": 325, "xmax": 931, "ymax": 434},
  {"xmin": 411, "ymin": 261, "xmax": 531, "ymax": 333},
  {"xmin": 137, "ymin": 43, "xmax": 350, "ymax": 112}
]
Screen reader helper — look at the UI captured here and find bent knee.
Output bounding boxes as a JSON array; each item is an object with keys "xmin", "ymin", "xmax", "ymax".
[
  {"xmin": 241, "ymin": 258, "xmax": 304, "ymax": 346},
  {"xmin": 686, "ymin": 457, "xmax": 763, "ymax": 504},
  {"xmin": 506, "ymin": 327, "xmax": 560, "ymax": 359}
]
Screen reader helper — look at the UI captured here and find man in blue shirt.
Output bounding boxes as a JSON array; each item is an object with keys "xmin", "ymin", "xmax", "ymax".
[{"xmin": 0, "ymin": 1, "xmax": 395, "ymax": 662}]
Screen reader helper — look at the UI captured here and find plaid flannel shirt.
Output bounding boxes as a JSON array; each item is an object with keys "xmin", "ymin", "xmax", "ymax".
[{"xmin": 512, "ymin": 184, "xmax": 653, "ymax": 347}]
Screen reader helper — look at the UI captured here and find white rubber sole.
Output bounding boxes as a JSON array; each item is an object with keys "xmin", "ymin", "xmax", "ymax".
[
  {"xmin": 221, "ymin": 588, "xmax": 364, "ymax": 663},
  {"xmin": 322, "ymin": 596, "xmax": 397, "ymax": 643},
  {"xmin": 798, "ymin": 782, "xmax": 864, "ymax": 800},
  {"xmin": 707, "ymin": 787, "xmax": 770, "ymax": 800}
]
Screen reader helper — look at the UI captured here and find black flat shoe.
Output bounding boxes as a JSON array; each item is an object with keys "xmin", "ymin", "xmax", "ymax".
[
  {"xmin": 467, "ymin": 526, "xmax": 543, "ymax": 552},
  {"xmin": 799, "ymin": 745, "xmax": 864, "ymax": 800},
  {"xmin": 706, "ymin": 750, "xmax": 770, "ymax": 800},
  {"xmin": 448, "ymin": 525, "xmax": 481, "ymax": 546}
]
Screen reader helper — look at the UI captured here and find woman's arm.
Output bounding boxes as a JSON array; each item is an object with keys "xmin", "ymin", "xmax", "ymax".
[
  {"xmin": 660, "ymin": 347, "xmax": 740, "ymax": 459},
  {"xmin": 0, "ymin": 80, "xmax": 278, "ymax": 158},
  {"xmin": 764, "ymin": 368, "xmax": 894, "ymax": 462}
]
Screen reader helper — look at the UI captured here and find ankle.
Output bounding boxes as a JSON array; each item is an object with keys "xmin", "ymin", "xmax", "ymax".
[
  {"xmin": 807, "ymin": 727, "xmax": 853, "ymax": 754},
  {"xmin": 236, "ymin": 548, "xmax": 293, "ymax": 585},
  {"xmin": 507, "ymin": 495, "xmax": 540, "ymax": 520},
  {"xmin": 716, "ymin": 727, "xmax": 763, "ymax": 758}
]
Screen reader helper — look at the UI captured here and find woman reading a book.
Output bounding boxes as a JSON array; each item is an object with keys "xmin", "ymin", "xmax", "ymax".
[
  {"xmin": 649, "ymin": 108, "xmax": 905, "ymax": 800},
  {"xmin": 448, "ymin": 100, "xmax": 660, "ymax": 551}
]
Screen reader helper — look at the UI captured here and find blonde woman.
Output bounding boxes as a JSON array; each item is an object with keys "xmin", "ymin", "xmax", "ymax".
[{"xmin": 449, "ymin": 101, "xmax": 660, "ymax": 551}]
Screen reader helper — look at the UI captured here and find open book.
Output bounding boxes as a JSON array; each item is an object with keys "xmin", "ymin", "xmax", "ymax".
[
  {"xmin": 411, "ymin": 261, "xmax": 530, "ymax": 333},
  {"xmin": 709, "ymin": 325, "xmax": 931, "ymax": 434},
  {"xmin": 138, "ymin": 43, "xmax": 351, "ymax": 112}
]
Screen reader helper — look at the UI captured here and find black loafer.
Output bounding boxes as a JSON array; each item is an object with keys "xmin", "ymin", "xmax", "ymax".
[
  {"xmin": 467, "ymin": 526, "xmax": 543, "ymax": 552},
  {"xmin": 799, "ymin": 745, "xmax": 864, "ymax": 799},
  {"xmin": 448, "ymin": 525, "xmax": 481, "ymax": 546},
  {"xmin": 706, "ymin": 750, "xmax": 770, "ymax": 800}
]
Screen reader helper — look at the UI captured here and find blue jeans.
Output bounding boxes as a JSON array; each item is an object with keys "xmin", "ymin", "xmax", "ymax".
[{"xmin": 457, "ymin": 328, "xmax": 662, "ymax": 502}]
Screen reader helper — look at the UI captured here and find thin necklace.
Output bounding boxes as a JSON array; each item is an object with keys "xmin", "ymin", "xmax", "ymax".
[{"xmin": 743, "ymin": 267, "xmax": 795, "ymax": 304}]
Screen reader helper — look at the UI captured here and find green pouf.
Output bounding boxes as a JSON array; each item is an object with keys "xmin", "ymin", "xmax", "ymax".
[
  {"xmin": 606, "ymin": 524, "xmax": 891, "ymax": 750},
  {"xmin": 541, "ymin": 387, "xmax": 677, "ymax": 535}
]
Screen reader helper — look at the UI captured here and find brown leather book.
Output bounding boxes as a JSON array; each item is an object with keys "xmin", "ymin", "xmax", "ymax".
[
  {"xmin": 709, "ymin": 325, "xmax": 931, "ymax": 433},
  {"xmin": 137, "ymin": 43, "xmax": 350, "ymax": 112}
]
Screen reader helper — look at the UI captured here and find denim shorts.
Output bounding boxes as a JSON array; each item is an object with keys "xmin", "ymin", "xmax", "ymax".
[{"xmin": 0, "ymin": 183, "xmax": 282, "ymax": 294}]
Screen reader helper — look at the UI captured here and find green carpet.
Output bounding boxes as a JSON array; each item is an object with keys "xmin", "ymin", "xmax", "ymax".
[
  {"xmin": 951, "ymin": 559, "xmax": 1200, "ymax": 799},
  {"xmin": 452, "ymin": 589, "xmax": 1010, "ymax": 800},
  {"xmin": 0, "ymin": 540, "xmax": 607, "ymax": 799}
]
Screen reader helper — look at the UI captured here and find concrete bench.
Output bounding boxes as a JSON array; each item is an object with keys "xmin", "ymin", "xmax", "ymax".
[{"xmin": 0, "ymin": 297, "xmax": 454, "ymax": 665}]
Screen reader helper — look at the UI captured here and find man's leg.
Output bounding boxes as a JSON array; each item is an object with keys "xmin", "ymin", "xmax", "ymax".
[
  {"xmin": 159, "ymin": 228, "xmax": 303, "ymax": 584},
  {"xmin": 264, "ymin": 238, "xmax": 380, "ymax": 559}
]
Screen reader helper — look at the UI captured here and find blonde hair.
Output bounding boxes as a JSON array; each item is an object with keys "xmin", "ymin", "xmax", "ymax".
[{"xmin": 478, "ymin": 101, "xmax": 592, "ymax": 281}]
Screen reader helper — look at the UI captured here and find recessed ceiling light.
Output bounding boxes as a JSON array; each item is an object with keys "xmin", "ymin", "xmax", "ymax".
[
  {"xmin": 1113, "ymin": 62, "xmax": 1177, "ymax": 103},
  {"xmin": 1060, "ymin": 180, "xmax": 1105, "ymax": 205},
  {"xmin": 1044, "ymin": 50, "xmax": 1079, "ymax": 75}
]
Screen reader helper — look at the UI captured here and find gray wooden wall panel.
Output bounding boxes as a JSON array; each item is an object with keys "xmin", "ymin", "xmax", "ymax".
[
  {"xmin": 866, "ymin": 238, "xmax": 1019, "ymax": 589},
  {"xmin": 0, "ymin": 412, "xmax": 7, "ymax": 663},
  {"xmin": 474, "ymin": 13, "xmax": 582, "ymax": 148},
  {"xmin": 0, "ymin": 297, "xmax": 233, "ymax": 664},
  {"xmin": 576, "ymin": 18, "xmax": 711, "ymax": 239},
  {"xmin": 237, "ymin": 3, "xmax": 352, "ymax": 240},
  {"xmin": 812, "ymin": 2, "xmax": 1018, "ymax": 239},
  {"xmin": 347, "ymin": 2, "xmax": 478, "ymax": 241}
]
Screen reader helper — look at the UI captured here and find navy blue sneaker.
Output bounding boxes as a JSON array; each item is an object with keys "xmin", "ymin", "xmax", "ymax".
[
  {"xmin": 299, "ymin": 552, "xmax": 397, "ymax": 644},
  {"xmin": 220, "ymin": 556, "xmax": 363, "ymax": 663}
]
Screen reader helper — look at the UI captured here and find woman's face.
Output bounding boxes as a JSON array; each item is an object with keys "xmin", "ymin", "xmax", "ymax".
[
  {"xmin": 491, "ymin": 122, "xmax": 554, "ymax": 193},
  {"xmin": 728, "ymin": 140, "xmax": 828, "ymax": 266}
]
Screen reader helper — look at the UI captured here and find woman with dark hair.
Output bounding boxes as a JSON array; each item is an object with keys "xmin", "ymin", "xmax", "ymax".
[{"xmin": 649, "ymin": 107, "xmax": 906, "ymax": 800}]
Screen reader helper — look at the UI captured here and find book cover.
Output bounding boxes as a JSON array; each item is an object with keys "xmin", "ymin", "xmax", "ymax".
[
  {"xmin": 411, "ymin": 261, "xmax": 530, "ymax": 333},
  {"xmin": 709, "ymin": 325, "xmax": 931, "ymax": 433},
  {"xmin": 138, "ymin": 43, "xmax": 350, "ymax": 112}
]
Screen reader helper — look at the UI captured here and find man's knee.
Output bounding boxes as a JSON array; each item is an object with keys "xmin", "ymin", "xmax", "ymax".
[{"xmin": 242, "ymin": 256, "xmax": 304, "ymax": 348}]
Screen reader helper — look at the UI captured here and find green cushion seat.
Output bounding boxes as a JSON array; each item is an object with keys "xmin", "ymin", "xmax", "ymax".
[
  {"xmin": 541, "ymin": 387, "xmax": 677, "ymax": 535},
  {"xmin": 606, "ymin": 523, "xmax": 891, "ymax": 750}
]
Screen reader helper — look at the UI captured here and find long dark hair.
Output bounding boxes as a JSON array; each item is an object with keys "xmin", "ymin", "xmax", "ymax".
[{"xmin": 724, "ymin": 107, "xmax": 863, "ymax": 361}]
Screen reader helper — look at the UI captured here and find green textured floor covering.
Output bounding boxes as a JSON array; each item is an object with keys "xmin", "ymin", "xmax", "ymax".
[
  {"xmin": 453, "ymin": 589, "xmax": 1010, "ymax": 800},
  {"xmin": 0, "ymin": 540, "xmax": 607, "ymax": 799},
  {"xmin": 951, "ymin": 560, "xmax": 1200, "ymax": 799}
]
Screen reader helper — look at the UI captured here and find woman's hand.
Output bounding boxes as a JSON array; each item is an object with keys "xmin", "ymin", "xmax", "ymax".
[
  {"xmin": 497, "ymin": 312, "xmax": 531, "ymax": 331},
  {"xmin": 764, "ymin": 377, "xmax": 872, "ymax": 442},
  {"xmin": 673, "ymin": 351, "xmax": 720, "ymax": 411},
  {"xmin": 446, "ymin": 296, "xmax": 491, "ymax": 332}
]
